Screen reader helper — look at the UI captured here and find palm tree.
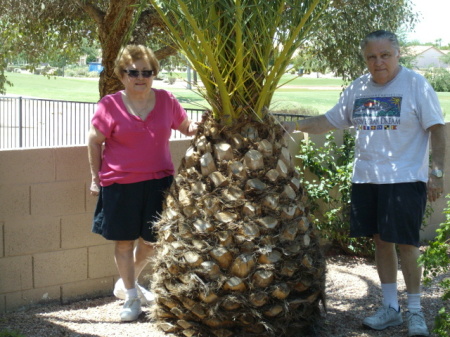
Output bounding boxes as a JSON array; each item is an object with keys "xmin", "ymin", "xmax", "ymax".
[{"xmin": 147, "ymin": 1, "xmax": 328, "ymax": 336}]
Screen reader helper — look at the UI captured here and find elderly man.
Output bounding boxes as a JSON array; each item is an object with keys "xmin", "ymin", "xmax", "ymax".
[{"xmin": 288, "ymin": 30, "xmax": 446, "ymax": 337}]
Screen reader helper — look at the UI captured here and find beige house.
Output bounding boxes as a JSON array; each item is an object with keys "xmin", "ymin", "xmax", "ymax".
[{"xmin": 409, "ymin": 45, "xmax": 449, "ymax": 69}]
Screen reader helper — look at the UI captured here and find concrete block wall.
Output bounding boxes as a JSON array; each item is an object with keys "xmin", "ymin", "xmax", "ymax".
[
  {"xmin": 1, "ymin": 125, "xmax": 449, "ymax": 313},
  {"xmin": 0, "ymin": 139, "xmax": 191, "ymax": 313}
]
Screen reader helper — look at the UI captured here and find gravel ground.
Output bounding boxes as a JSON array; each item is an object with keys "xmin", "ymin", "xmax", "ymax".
[{"xmin": 0, "ymin": 255, "xmax": 448, "ymax": 337}]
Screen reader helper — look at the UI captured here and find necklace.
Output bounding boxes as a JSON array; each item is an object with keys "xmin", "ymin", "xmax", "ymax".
[
  {"xmin": 123, "ymin": 92, "xmax": 153, "ymax": 119},
  {"xmin": 128, "ymin": 101, "xmax": 149, "ymax": 119}
]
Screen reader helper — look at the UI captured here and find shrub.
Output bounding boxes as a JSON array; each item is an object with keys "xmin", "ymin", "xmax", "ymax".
[
  {"xmin": 296, "ymin": 130, "xmax": 433, "ymax": 257},
  {"xmin": 63, "ymin": 65, "xmax": 92, "ymax": 78},
  {"xmin": 63, "ymin": 68, "xmax": 77, "ymax": 77},
  {"xmin": 0, "ymin": 329, "xmax": 25, "ymax": 337},
  {"xmin": 272, "ymin": 107, "xmax": 320, "ymax": 117},
  {"xmin": 296, "ymin": 130, "xmax": 376, "ymax": 257},
  {"xmin": 87, "ymin": 71, "xmax": 100, "ymax": 78},
  {"xmin": 424, "ymin": 68, "xmax": 450, "ymax": 92},
  {"xmin": 419, "ymin": 195, "xmax": 450, "ymax": 337},
  {"xmin": 74, "ymin": 68, "xmax": 90, "ymax": 77}
]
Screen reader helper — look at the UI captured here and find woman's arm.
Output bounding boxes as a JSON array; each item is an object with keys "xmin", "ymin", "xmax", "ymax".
[
  {"xmin": 87, "ymin": 124, "xmax": 106, "ymax": 196},
  {"xmin": 178, "ymin": 117, "xmax": 199, "ymax": 137}
]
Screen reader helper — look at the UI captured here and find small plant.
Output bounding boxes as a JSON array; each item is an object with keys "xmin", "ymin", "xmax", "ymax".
[
  {"xmin": 87, "ymin": 71, "xmax": 100, "ymax": 78},
  {"xmin": 271, "ymin": 107, "xmax": 320, "ymax": 117},
  {"xmin": 0, "ymin": 329, "xmax": 25, "ymax": 337},
  {"xmin": 424, "ymin": 68, "xmax": 450, "ymax": 92},
  {"xmin": 419, "ymin": 195, "xmax": 450, "ymax": 337},
  {"xmin": 296, "ymin": 130, "xmax": 376, "ymax": 257}
]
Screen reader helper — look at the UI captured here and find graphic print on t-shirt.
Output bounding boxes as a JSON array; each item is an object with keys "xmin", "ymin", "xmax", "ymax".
[{"xmin": 352, "ymin": 96, "xmax": 402, "ymax": 131}]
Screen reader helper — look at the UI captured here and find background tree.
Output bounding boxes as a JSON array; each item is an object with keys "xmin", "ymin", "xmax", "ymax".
[
  {"xmin": 144, "ymin": 0, "xmax": 417, "ymax": 336},
  {"xmin": 291, "ymin": 51, "xmax": 329, "ymax": 76},
  {"xmin": 424, "ymin": 68, "xmax": 450, "ymax": 92},
  {"xmin": 297, "ymin": 0, "xmax": 418, "ymax": 82},
  {"xmin": 441, "ymin": 53, "xmax": 450, "ymax": 65},
  {"xmin": 396, "ymin": 30, "xmax": 419, "ymax": 73},
  {"xmin": 0, "ymin": 0, "xmax": 176, "ymax": 98},
  {"xmin": 79, "ymin": 38, "xmax": 102, "ymax": 64},
  {"xmin": 0, "ymin": 0, "xmax": 417, "ymax": 97}
]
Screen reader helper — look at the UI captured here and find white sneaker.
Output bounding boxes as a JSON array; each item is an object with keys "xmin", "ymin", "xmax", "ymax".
[
  {"xmin": 120, "ymin": 297, "xmax": 142, "ymax": 322},
  {"xmin": 113, "ymin": 278, "xmax": 127, "ymax": 300},
  {"xmin": 406, "ymin": 311, "xmax": 430, "ymax": 337},
  {"xmin": 113, "ymin": 278, "xmax": 154, "ymax": 306},
  {"xmin": 363, "ymin": 305, "xmax": 403, "ymax": 330},
  {"xmin": 136, "ymin": 283, "xmax": 155, "ymax": 304}
]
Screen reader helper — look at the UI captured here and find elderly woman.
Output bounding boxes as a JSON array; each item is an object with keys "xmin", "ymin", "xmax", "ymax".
[{"xmin": 88, "ymin": 45, "xmax": 198, "ymax": 322}]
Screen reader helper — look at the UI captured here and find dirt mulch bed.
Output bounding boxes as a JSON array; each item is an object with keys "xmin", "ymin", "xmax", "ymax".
[{"xmin": 1, "ymin": 255, "xmax": 448, "ymax": 337}]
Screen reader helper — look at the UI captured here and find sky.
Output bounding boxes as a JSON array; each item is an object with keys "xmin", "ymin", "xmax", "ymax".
[{"xmin": 405, "ymin": 0, "xmax": 450, "ymax": 46}]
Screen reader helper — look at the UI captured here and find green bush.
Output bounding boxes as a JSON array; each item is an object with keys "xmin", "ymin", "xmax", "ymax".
[
  {"xmin": 0, "ymin": 329, "xmax": 25, "ymax": 337},
  {"xmin": 272, "ymin": 107, "xmax": 320, "ymax": 117},
  {"xmin": 63, "ymin": 65, "xmax": 93, "ymax": 78},
  {"xmin": 424, "ymin": 68, "xmax": 450, "ymax": 92},
  {"xmin": 87, "ymin": 71, "xmax": 100, "ymax": 78},
  {"xmin": 419, "ymin": 196, "xmax": 450, "ymax": 337},
  {"xmin": 296, "ymin": 130, "xmax": 375, "ymax": 257}
]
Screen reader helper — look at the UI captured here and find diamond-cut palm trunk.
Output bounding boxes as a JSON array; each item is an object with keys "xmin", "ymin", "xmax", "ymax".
[{"xmin": 152, "ymin": 114, "xmax": 326, "ymax": 337}]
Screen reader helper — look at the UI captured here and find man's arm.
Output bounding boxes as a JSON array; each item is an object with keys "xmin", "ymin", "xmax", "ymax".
[
  {"xmin": 427, "ymin": 123, "xmax": 446, "ymax": 202},
  {"xmin": 286, "ymin": 115, "xmax": 336, "ymax": 134}
]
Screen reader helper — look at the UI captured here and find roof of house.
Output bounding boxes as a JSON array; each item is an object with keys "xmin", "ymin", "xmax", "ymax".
[{"xmin": 408, "ymin": 45, "xmax": 446, "ymax": 56}]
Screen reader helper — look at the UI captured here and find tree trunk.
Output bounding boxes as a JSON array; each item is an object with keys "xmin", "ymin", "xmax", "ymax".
[
  {"xmin": 152, "ymin": 115, "xmax": 326, "ymax": 336},
  {"xmin": 84, "ymin": 1, "xmax": 177, "ymax": 98},
  {"xmin": 97, "ymin": 0, "xmax": 135, "ymax": 97}
]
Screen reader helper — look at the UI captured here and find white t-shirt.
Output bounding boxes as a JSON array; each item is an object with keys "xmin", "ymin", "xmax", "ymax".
[{"xmin": 325, "ymin": 66, "xmax": 444, "ymax": 184}]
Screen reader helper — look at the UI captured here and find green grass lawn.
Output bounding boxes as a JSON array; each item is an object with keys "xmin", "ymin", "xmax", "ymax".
[
  {"xmin": 3, "ymin": 72, "xmax": 450, "ymax": 121},
  {"xmin": 4, "ymin": 72, "xmax": 100, "ymax": 102}
]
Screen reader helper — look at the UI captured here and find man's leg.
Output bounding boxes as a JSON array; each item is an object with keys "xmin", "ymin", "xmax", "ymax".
[
  {"xmin": 373, "ymin": 234, "xmax": 400, "ymax": 310},
  {"xmin": 398, "ymin": 244, "xmax": 429, "ymax": 336},
  {"xmin": 398, "ymin": 244, "xmax": 422, "ymax": 295},
  {"xmin": 362, "ymin": 235, "xmax": 402, "ymax": 330},
  {"xmin": 374, "ymin": 234, "xmax": 398, "ymax": 284}
]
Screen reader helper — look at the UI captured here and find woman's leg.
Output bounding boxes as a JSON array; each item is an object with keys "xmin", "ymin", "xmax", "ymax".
[
  {"xmin": 114, "ymin": 240, "xmax": 136, "ymax": 290},
  {"xmin": 134, "ymin": 238, "xmax": 156, "ymax": 279}
]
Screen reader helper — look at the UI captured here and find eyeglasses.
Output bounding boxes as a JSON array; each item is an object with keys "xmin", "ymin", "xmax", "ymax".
[{"xmin": 123, "ymin": 69, "xmax": 154, "ymax": 78}]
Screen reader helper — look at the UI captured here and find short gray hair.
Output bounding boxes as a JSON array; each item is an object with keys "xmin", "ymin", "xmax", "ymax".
[{"xmin": 360, "ymin": 30, "xmax": 400, "ymax": 52}]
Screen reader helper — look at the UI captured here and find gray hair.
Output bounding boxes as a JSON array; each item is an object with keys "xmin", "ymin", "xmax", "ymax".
[{"xmin": 360, "ymin": 30, "xmax": 400, "ymax": 52}]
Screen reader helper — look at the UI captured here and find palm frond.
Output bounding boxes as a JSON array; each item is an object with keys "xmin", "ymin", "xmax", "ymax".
[{"xmin": 149, "ymin": 0, "xmax": 330, "ymax": 124}]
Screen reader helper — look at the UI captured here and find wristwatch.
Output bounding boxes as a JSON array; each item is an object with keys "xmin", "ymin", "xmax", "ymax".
[{"xmin": 431, "ymin": 169, "xmax": 444, "ymax": 178}]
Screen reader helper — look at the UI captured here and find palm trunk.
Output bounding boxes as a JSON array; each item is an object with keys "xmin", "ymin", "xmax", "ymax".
[{"xmin": 152, "ymin": 115, "xmax": 326, "ymax": 337}]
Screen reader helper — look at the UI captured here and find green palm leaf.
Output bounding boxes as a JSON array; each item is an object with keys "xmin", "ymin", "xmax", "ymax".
[{"xmin": 148, "ymin": 0, "xmax": 329, "ymax": 124}]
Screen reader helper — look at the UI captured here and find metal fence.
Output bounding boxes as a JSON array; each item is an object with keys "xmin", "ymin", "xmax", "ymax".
[{"xmin": 0, "ymin": 96, "xmax": 305, "ymax": 149}]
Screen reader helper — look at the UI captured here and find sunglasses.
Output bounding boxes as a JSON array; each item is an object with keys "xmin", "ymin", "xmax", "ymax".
[{"xmin": 123, "ymin": 69, "xmax": 154, "ymax": 78}]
